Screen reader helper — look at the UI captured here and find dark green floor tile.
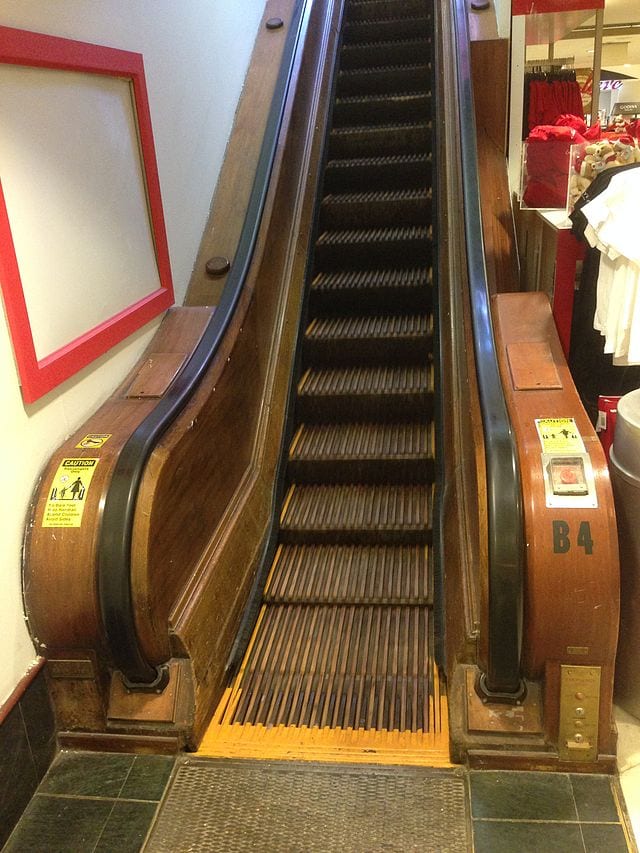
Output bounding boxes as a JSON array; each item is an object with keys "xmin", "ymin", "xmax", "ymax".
[
  {"xmin": 3, "ymin": 794, "xmax": 113, "ymax": 853},
  {"xmin": 570, "ymin": 773, "xmax": 619, "ymax": 823},
  {"xmin": 95, "ymin": 799, "xmax": 159, "ymax": 853},
  {"xmin": 119, "ymin": 755, "xmax": 175, "ymax": 802},
  {"xmin": 38, "ymin": 751, "xmax": 135, "ymax": 798},
  {"xmin": 473, "ymin": 819, "xmax": 584, "ymax": 853},
  {"xmin": 581, "ymin": 822, "xmax": 630, "ymax": 853},
  {"xmin": 470, "ymin": 770, "xmax": 578, "ymax": 822}
]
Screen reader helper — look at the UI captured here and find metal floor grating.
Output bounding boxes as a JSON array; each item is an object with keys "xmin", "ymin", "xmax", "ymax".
[{"xmin": 143, "ymin": 758, "xmax": 470, "ymax": 852}]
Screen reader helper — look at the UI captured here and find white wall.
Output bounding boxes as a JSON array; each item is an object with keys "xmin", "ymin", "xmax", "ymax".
[{"xmin": 0, "ymin": 0, "xmax": 266, "ymax": 706}]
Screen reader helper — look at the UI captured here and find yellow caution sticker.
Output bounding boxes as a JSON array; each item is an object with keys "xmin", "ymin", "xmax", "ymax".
[
  {"xmin": 75, "ymin": 433, "xmax": 112, "ymax": 449},
  {"xmin": 43, "ymin": 458, "xmax": 99, "ymax": 528},
  {"xmin": 535, "ymin": 418, "xmax": 585, "ymax": 454}
]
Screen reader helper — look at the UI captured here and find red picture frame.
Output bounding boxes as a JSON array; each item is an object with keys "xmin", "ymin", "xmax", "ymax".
[
  {"xmin": 0, "ymin": 26, "xmax": 174, "ymax": 403},
  {"xmin": 512, "ymin": 0, "xmax": 603, "ymax": 14}
]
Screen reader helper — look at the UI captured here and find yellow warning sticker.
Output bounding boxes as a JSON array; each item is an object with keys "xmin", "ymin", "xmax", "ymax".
[
  {"xmin": 535, "ymin": 418, "xmax": 585, "ymax": 454},
  {"xmin": 75, "ymin": 433, "xmax": 112, "ymax": 449},
  {"xmin": 43, "ymin": 458, "xmax": 99, "ymax": 528}
]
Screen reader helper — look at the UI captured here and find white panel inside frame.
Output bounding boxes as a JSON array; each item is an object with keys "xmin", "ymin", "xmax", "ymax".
[{"xmin": 0, "ymin": 63, "xmax": 161, "ymax": 361}]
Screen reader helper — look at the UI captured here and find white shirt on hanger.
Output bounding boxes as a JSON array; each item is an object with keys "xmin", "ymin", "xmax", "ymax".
[{"xmin": 580, "ymin": 168, "xmax": 640, "ymax": 365}]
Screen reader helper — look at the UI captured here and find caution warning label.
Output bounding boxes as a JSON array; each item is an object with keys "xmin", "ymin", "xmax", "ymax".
[
  {"xmin": 43, "ymin": 458, "xmax": 99, "ymax": 528},
  {"xmin": 535, "ymin": 418, "xmax": 585, "ymax": 454},
  {"xmin": 75, "ymin": 433, "xmax": 112, "ymax": 449}
]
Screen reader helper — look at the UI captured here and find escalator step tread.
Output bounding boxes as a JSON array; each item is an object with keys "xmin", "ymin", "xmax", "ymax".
[
  {"xmin": 319, "ymin": 190, "xmax": 431, "ymax": 229},
  {"xmin": 340, "ymin": 42, "xmax": 432, "ymax": 71},
  {"xmin": 316, "ymin": 223, "xmax": 431, "ymax": 247},
  {"xmin": 281, "ymin": 482, "xmax": 433, "ymax": 534},
  {"xmin": 338, "ymin": 61, "xmax": 432, "ymax": 79},
  {"xmin": 335, "ymin": 91, "xmax": 430, "ymax": 107},
  {"xmin": 331, "ymin": 120, "xmax": 430, "ymax": 137},
  {"xmin": 344, "ymin": 13, "xmax": 432, "ymax": 27},
  {"xmin": 322, "ymin": 188, "xmax": 430, "ymax": 206},
  {"xmin": 327, "ymin": 153, "xmax": 430, "ymax": 169},
  {"xmin": 342, "ymin": 36, "xmax": 431, "ymax": 53},
  {"xmin": 311, "ymin": 266, "xmax": 431, "ymax": 293},
  {"xmin": 265, "ymin": 543, "xmax": 431, "ymax": 604},
  {"xmin": 323, "ymin": 154, "xmax": 432, "ymax": 192},
  {"xmin": 329, "ymin": 123, "xmax": 431, "ymax": 158},
  {"xmin": 245, "ymin": 605, "xmax": 430, "ymax": 677},
  {"xmin": 306, "ymin": 313, "xmax": 432, "ymax": 342},
  {"xmin": 343, "ymin": 18, "xmax": 432, "ymax": 46},
  {"xmin": 337, "ymin": 63, "xmax": 431, "ymax": 96},
  {"xmin": 232, "ymin": 603, "xmax": 433, "ymax": 731},
  {"xmin": 347, "ymin": 0, "xmax": 427, "ymax": 19},
  {"xmin": 298, "ymin": 363, "xmax": 433, "ymax": 397},
  {"xmin": 290, "ymin": 420, "xmax": 434, "ymax": 462},
  {"xmin": 332, "ymin": 92, "xmax": 431, "ymax": 127}
]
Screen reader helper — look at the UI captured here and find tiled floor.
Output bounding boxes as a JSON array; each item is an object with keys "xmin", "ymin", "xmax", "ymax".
[
  {"xmin": 2, "ymin": 752, "xmax": 174, "ymax": 853},
  {"xmin": 469, "ymin": 769, "xmax": 631, "ymax": 852},
  {"xmin": 4, "ymin": 716, "xmax": 640, "ymax": 851}
]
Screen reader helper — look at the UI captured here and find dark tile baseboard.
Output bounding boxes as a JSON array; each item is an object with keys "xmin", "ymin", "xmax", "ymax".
[{"xmin": 0, "ymin": 666, "xmax": 56, "ymax": 847}]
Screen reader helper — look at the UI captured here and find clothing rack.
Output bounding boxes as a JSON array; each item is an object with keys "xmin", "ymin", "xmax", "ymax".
[
  {"xmin": 523, "ymin": 65, "xmax": 583, "ymax": 138},
  {"xmin": 525, "ymin": 60, "xmax": 576, "ymax": 80}
]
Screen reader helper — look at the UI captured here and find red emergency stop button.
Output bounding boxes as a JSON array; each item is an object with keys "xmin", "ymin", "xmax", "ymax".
[{"xmin": 548, "ymin": 456, "xmax": 589, "ymax": 496}]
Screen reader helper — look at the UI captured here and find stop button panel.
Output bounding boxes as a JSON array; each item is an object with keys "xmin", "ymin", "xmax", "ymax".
[
  {"xmin": 548, "ymin": 456, "xmax": 589, "ymax": 496},
  {"xmin": 535, "ymin": 418, "xmax": 598, "ymax": 508}
]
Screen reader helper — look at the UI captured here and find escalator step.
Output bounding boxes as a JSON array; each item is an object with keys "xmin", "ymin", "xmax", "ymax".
[
  {"xmin": 340, "ymin": 37, "xmax": 431, "ymax": 70},
  {"xmin": 320, "ymin": 189, "xmax": 431, "ymax": 230},
  {"xmin": 288, "ymin": 420, "xmax": 434, "ymax": 482},
  {"xmin": 324, "ymin": 153, "xmax": 431, "ymax": 192},
  {"xmin": 310, "ymin": 266, "xmax": 432, "ymax": 315},
  {"xmin": 297, "ymin": 363, "xmax": 433, "ymax": 421},
  {"xmin": 343, "ymin": 15, "xmax": 432, "ymax": 45},
  {"xmin": 346, "ymin": 0, "xmax": 427, "ymax": 22},
  {"xmin": 265, "ymin": 543, "xmax": 432, "ymax": 604},
  {"xmin": 314, "ymin": 224, "xmax": 432, "ymax": 269},
  {"xmin": 225, "ymin": 0, "xmax": 440, "ymax": 742},
  {"xmin": 332, "ymin": 91, "xmax": 431, "ymax": 127},
  {"xmin": 232, "ymin": 603, "xmax": 432, "ymax": 731},
  {"xmin": 329, "ymin": 120, "xmax": 431, "ymax": 158},
  {"xmin": 304, "ymin": 313, "xmax": 432, "ymax": 364},
  {"xmin": 280, "ymin": 482, "xmax": 433, "ymax": 544},
  {"xmin": 337, "ymin": 62, "xmax": 431, "ymax": 97}
]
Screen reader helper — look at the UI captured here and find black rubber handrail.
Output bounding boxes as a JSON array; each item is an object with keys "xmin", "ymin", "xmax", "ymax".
[
  {"xmin": 97, "ymin": 0, "xmax": 307, "ymax": 687},
  {"xmin": 450, "ymin": 0, "xmax": 525, "ymax": 699}
]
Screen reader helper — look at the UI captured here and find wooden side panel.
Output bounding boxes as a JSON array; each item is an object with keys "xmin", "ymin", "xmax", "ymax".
[
  {"xmin": 493, "ymin": 291, "xmax": 619, "ymax": 754},
  {"xmin": 471, "ymin": 38, "xmax": 520, "ymax": 296},
  {"xmin": 23, "ymin": 306, "xmax": 213, "ymax": 659}
]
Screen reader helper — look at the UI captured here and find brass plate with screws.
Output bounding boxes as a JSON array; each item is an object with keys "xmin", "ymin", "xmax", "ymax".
[{"xmin": 558, "ymin": 664, "xmax": 601, "ymax": 762}]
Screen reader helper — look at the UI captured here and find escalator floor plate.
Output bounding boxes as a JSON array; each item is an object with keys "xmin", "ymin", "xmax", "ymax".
[
  {"xmin": 143, "ymin": 758, "xmax": 469, "ymax": 852},
  {"xmin": 198, "ymin": 644, "xmax": 449, "ymax": 767}
]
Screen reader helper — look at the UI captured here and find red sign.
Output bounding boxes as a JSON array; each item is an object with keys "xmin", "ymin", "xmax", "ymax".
[{"xmin": 513, "ymin": 0, "xmax": 603, "ymax": 13}]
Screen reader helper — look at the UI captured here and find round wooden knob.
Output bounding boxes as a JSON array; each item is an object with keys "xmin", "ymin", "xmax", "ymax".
[{"xmin": 205, "ymin": 256, "xmax": 230, "ymax": 277}]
